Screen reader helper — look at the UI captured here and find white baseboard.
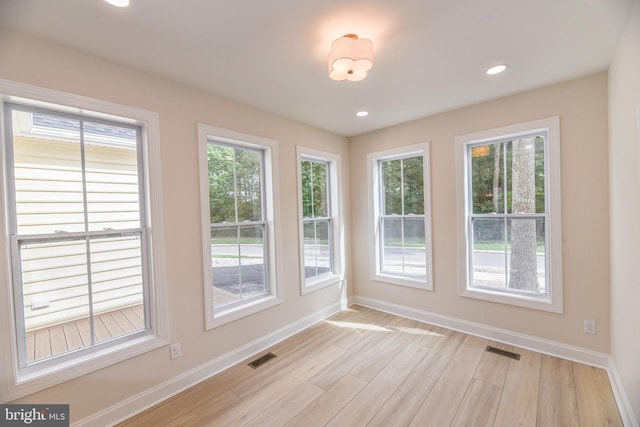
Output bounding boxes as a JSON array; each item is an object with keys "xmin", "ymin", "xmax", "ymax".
[
  {"xmin": 350, "ymin": 296, "xmax": 609, "ymax": 368},
  {"xmin": 607, "ymin": 359, "xmax": 640, "ymax": 427},
  {"xmin": 74, "ymin": 299, "xmax": 347, "ymax": 427}
]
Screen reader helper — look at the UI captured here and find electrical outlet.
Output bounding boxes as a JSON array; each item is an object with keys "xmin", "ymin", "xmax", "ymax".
[
  {"xmin": 584, "ymin": 320, "xmax": 596, "ymax": 334},
  {"xmin": 170, "ymin": 343, "xmax": 181, "ymax": 359}
]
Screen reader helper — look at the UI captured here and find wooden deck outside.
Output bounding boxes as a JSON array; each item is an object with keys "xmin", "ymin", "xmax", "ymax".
[
  {"xmin": 25, "ymin": 286, "xmax": 243, "ymax": 364},
  {"xmin": 25, "ymin": 304, "xmax": 145, "ymax": 364}
]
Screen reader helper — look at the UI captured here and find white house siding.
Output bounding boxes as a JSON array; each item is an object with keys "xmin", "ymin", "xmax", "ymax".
[{"xmin": 12, "ymin": 134, "xmax": 144, "ymax": 332}]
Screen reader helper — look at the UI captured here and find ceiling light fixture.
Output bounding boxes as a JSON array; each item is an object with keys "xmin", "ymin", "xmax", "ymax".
[
  {"xmin": 328, "ymin": 34, "xmax": 373, "ymax": 82},
  {"xmin": 486, "ymin": 64, "xmax": 507, "ymax": 75},
  {"xmin": 104, "ymin": 0, "xmax": 130, "ymax": 7},
  {"xmin": 356, "ymin": 111, "xmax": 369, "ymax": 117}
]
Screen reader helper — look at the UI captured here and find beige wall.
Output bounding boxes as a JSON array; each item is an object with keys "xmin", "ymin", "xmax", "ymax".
[
  {"xmin": 0, "ymin": 30, "xmax": 351, "ymax": 421},
  {"xmin": 609, "ymin": 0, "xmax": 640, "ymax": 422},
  {"xmin": 349, "ymin": 72, "xmax": 610, "ymax": 353}
]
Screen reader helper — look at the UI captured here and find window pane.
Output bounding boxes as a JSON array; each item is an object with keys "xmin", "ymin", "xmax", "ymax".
[
  {"xmin": 235, "ymin": 148, "xmax": 263, "ymax": 222},
  {"xmin": 507, "ymin": 218, "xmax": 546, "ymax": 294},
  {"xmin": 239, "ymin": 224, "xmax": 267, "ymax": 299},
  {"xmin": 89, "ymin": 234, "xmax": 145, "ymax": 341},
  {"xmin": 301, "ymin": 159, "xmax": 329, "ymax": 219},
  {"xmin": 381, "ymin": 217, "xmax": 403, "ymax": 275},
  {"xmin": 508, "ymin": 135, "xmax": 545, "ymax": 214},
  {"xmin": 211, "ymin": 226, "xmax": 241, "ymax": 308},
  {"xmin": 19, "ymin": 237, "xmax": 90, "ymax": 364},
  {"xmin": 311, "ymin": 161, "xmax": 329, "ymax": 218},
  {"xmin": 471, "ymin": 142, "xmax": 505, "ymax": 214},
  {"xmin": 403, "ymin": 217, "xmax": 426, "ymax": 278},
  {"xmin": 208, "ymin": 144, "xmax": 235, "ymax": 223},
  {"xmin": 381, "ymin": 159, "xmax": 402, "ymax": 215},
  {"xmin": 403, "ymin": 156, "xmax": 424, "ymax": 215},
  {"xmin": 12, "ymin": 110, "xmax": 85, "ymax": 234},
  {"xmin": 211, "ymin": 224, "xmax": 267, "ymax": 309},
  {"xmin": 470, "ymin": 218, "xmax": 507, "ymax": 289},
  {"xmin": 301, "ymin": 160, "xmax": 313, "ymax": 217},
  {"xmin": 84, "ymin": 121, "xmax": 141, "ymax": 231},
  {"xmin": 304, "ymin": 219, "xmax": 331, "ymax": 279}
]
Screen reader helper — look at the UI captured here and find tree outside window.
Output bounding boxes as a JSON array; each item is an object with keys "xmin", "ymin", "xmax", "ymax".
[{"xmin": 458, "ymin": 118, "xmax": 562, "ymax": 312}]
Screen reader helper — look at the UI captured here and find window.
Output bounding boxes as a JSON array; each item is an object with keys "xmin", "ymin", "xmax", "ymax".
[
  {"xmin": 198, "ymin": 124, "xmax": 282, "ymax": 329},
  {"xmin": 0, "ymin": 80, "xmax": 167, "ymax": 401},
  {"xmin": 369, "ymin": 143, "xmax": 433, "ymax": 289},
  {"xmin": 456, "ymin": 117, "xmax": 562, "ymax": 312},
  {"xmin": 296, "ymin": 147, "xmax": 343, "ymax": 293}
]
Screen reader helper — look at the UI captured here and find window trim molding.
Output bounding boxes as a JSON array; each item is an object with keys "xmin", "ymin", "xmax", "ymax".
[
  {"xmin": 295, "ymin": 146, "xmax": 344, "ymax": 295},
  {"xmin": 0, "ymin": 78, "xmax": 169, "ymax": 402},
  {"xmin": 455, "ymin": 116, "xmax": 563, "ymax": 313},
  {"xmin": 197, "ymin": 123, "xmax": 283, "ymax": 330},
  {"xmin": 367, "ymin": 142, "xmax": 434, "ymax": 290}
]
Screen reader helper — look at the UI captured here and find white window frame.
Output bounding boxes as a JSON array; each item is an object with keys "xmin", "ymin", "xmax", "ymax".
[
  {"xmin": 455, "ymin": 117, "xmax": 563, "ymax": 313},
  {"xmin": 198, "ymin": 123, "xmax": 283, "ymax": 329},
  {"xmin": 296, "ymin": 146, "xmax": 344, "ymax": 294},
  {"xmin": 0, "ymin": 79, "xmax": 168, "ymax": 402},
  {"xmin": 368, "ymin": 142, "xmax": 434, "ymax": 290}
]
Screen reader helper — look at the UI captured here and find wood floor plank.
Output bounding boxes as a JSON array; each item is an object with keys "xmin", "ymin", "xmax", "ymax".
[
  {"xmin": 93, "ymin": 317, "xmax": 112, "ymax": 342},
  {"xmin": 75, "ymin": 318, "xmax": 92, "ymax": 345},
  {"xmin": 99, "ymin": 312, "xmax": 125, "ymax": 338},
  {"xmin": 537, "ymin": 377, "xmax": 579, "ymax": 427},
  {"xmin": 367, "ymin": 371, "xmax": 436, "ymax": 427},
  {"xmin": 308, "ymin": 324, "xmax": 394, "ymax": 390},
  {"xmin": 34, "ymin": 329, "xmax": 51, "ymax": 361},
  {"xmin": 286, "ymin": 374, "xmax": 367, "ymax": 427},
  {"xmin": 573, "ymin": 363, "xmax": 623, "ymax": 427},
  {"xmin": 231, "ymin": 327, "xmax": 348, "ymax": 399},
  {"xmin": 328, "ymin": 343, "xmax": 430, "ymax": 427},
  {"xmin": 119, "ymin": 389, "xmax": 241, "ymax": 427},
  {"xmin": 413, "ymin": 328, "xmax": 465, "ymax": 380},
  {"xmin": 111, "ymin": 310, "xmax": 136, "ymax": 334},
  {"xmin": 409, "ymin": 343, "xmax": 484, "ymax": 427},
  {"xmin": 25, "ymin": 331, "xmax": 35, "ymax": 364},
  {"xmin": 541, "ymin": 353, "xmax": 574, "ymax": 386},
  {"xmin": 473, "ymin": 342, "xmax": 514, "ymax": 387},
  {"xmin": 121, "ymin": 307, "xmax": 145, "ymax": 329},
  {"xmin": 493, "ymin": 348, "xmax": 541, "ymax": 427},
  {"xmin": 451, "ymin": 378, "xmax": 501, "ymax": 427},
  {"xmin": 49, "ymin": 324, "xmax": 68, "ymax": 356},
  {"xmin": 206, "ymin": 344, "xmax": 346, "ymax": 427},
  {"xmin": 244, "ymin": 381, "xmax": 324, "ymax": 427},
  {"xmin": 62, "ymin": 322, "xmax": 84, "ymax": 351},
  {"xmin": 349, "ymin": 327, "xmax": 416, "ymax": 382}
]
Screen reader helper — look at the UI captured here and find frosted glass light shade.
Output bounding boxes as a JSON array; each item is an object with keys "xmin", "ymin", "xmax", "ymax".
[{"xmin": 328, "ymin": 34, "xmax": 373, "ymax": 82}]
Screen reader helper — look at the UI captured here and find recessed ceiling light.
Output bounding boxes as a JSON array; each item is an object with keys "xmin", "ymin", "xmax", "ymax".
[
  {"xmin": 356, "ymin": 111, "xmax": 369, "ymax": 117},
  {"xmin": 486, "ymin": 64, "xmax": 507, "ymax": 75},
  {"xmin": 104, "ymin": 0, "xmax": 130, "ymax": 7}
]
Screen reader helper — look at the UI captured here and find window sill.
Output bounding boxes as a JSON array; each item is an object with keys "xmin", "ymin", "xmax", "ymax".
[
  {"xmin": 301, "ymin": 274, "xmax": 343, "ymax": 295},
  {"xmin": 460, "ymin": 287, "xmax": 562, "ymax": 313},
  {"xmin": 372, "ymin": 273, "xmax": 432, "ymax": 290},
  {"xmin": 4, "ymin": 332, "xmax": 167, "ymax": 402},
  {"xmin": 207, "ymin": 295, "xmax": 283, "ymax": 329}
]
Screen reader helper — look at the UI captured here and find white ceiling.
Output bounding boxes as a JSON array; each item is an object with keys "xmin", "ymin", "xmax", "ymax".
[{"xmin": 0, "ymin": 0, "xmax": 634, "ymax": 136}]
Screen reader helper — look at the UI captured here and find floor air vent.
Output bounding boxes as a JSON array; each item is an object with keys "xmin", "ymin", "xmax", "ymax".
[
  {"xmin": 248, "ymin": 352, "xmax": 277, "ymax": 369},
  {"xmin": 485, "ymin": 345, "xmax": 521, "ymax": 360}
]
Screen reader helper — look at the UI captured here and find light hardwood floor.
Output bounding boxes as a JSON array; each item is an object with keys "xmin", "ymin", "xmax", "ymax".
[{"xmin": 118, "ymin": 306, "xmax": 622, "ymax": 427}]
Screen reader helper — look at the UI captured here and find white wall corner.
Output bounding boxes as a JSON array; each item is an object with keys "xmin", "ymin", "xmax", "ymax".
[{"xmin": 607, "ymin": 358, "xmax": 640, "ymax": 427}]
